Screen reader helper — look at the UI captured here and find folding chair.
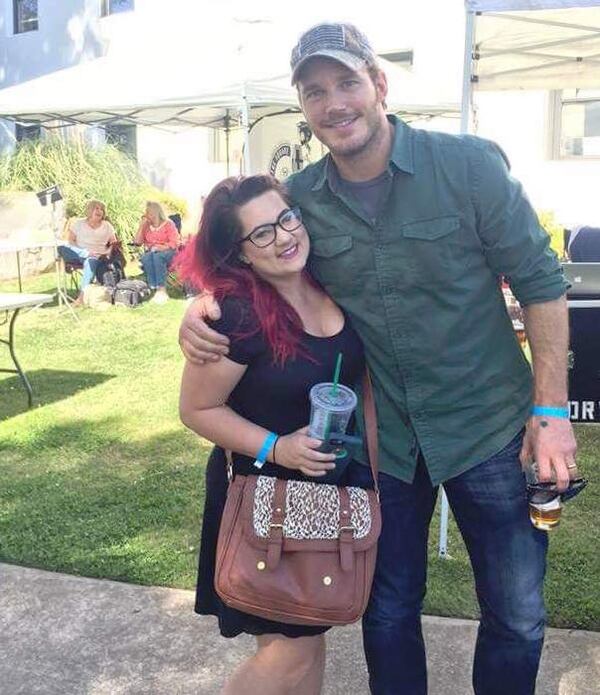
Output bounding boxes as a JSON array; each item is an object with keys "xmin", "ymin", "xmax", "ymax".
[
  {"xmin": 129, "ymin": 213, "xmax": 185, "ymax": 294},
  {"xmin": 54, "ymin": 249, "xmax": 81, "ymax": 320},
  {"xmin": 55, "ymin": 218, "xmax": 83, "ymax": 312},
  {"xmin": 166, "ymin": 213, "xmax": 184, "ymax": 292},
  {"xmin": 63, "ymin": 258, "xmax": 84, "ymax": 292}
]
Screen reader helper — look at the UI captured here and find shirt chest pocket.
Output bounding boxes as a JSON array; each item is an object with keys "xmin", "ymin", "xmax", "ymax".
[
  {"xmin": 309, "ymin": 235, "xmax": 362, "ymax": 297},
  {"xmin": 399, "ymin": 215, "xmax": 467, "ymax": 284}
]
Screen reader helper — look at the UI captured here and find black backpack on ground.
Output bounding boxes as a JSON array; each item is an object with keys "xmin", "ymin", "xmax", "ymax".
[
  {"xmin": 111, "ymin": 279, "xmax": 152, "ymax": 307},
  {"xmin": 95, "ymin": 241, "xmax": 127, "ymax": 287},
  {"xmin": 101, "ymin": 264, "xmax": 125, "ymax": 288}
]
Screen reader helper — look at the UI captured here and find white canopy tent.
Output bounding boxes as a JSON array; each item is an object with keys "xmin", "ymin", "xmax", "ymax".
[
  {"xmin": 0, "ymin": 31, "xmax": 458, "ymax": 173},
  {"xmin": 0, "ymin": 56, "xmax": 457, "ymax": 129},
  {"xmin": 437, "ymin": 0, "xmax": 600, "ymax": 558},
  {"xmin": 461, "ymin": 0, "xmax": 600, "ymax": 129}
]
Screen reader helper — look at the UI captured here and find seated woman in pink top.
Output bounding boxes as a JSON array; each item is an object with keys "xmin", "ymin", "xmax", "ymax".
[{"xmin": 134, "ymin": 201, "xmax": 179, "ymax": 304}]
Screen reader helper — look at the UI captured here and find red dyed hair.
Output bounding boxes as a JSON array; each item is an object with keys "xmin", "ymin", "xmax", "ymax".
[{"xmin": 174, "ymin": 175, "xmax": 314, "ymax": 366}]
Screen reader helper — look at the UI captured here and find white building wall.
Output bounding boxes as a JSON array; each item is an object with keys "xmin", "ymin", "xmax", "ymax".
[
  {"xmin": 0, "ymin": 0, "xmax": 216, "ymax": 224},
  {"xmin": 0, "ymin": 0, "xmax": 105, "ymax": 88},
  {"xmin": 476, "ymin": 91, "xmax": 600, "ymax": 228},
  {"xmin": 136, "ymin": 126, "xmax": 223, "ymax": 224}
]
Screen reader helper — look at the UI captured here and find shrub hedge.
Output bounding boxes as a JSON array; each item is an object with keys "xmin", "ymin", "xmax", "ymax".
[{"xmin": 0, "ymin": 136, "xmax": 187, "ymax": 243}]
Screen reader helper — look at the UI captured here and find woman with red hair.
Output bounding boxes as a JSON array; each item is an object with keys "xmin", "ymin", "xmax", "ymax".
[{"xmin": 178, "ymin": 175, "xmax": 364, "ymax": 695}]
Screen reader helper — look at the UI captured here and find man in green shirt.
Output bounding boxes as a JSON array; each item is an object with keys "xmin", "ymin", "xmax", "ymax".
[{"xmin": 180, "ymin": 22, "xmax": 577, "ymax": 695}]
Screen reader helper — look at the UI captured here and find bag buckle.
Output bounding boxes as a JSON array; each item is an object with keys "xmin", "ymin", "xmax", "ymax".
[
  {"xmin": 268, "ymin": 522, "xmax": 284, "ymax": 537},
  {"xmin": 338, "ymin": 525, "xmax": 355, "ymax": 535},
  {"xmin": 267, "ymin": 522, "xmax": 284, "ymax": 568}
]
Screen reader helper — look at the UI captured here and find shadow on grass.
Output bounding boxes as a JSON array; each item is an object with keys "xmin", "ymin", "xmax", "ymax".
[
  {"xmin": 2, "ymin": 417, "xmax": 599, "ymax": 631},
  {"xmin": 0, "ymin": 416, "xmax": 213, "ymax": 589},
  {"xmin": 0, "ymin": 369, "xmax": 115, "ymax": 420}
]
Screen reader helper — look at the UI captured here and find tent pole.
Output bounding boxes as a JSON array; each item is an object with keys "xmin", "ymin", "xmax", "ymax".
[
  {"xmin": 241, "ymin": 87, "xmax": 251, "ymax": 174},
  {"xmin": 461, "ymin": 9, "xmax": 477, "ymax": 135},
  {"xmin": 225, "ymin": 109, "xmax": 231, "ymax": 177},
  {"xmin": 439, "ymin": 489, "xmax": 450, "ymax": 559},
  {"xmin": 438, "ymin": 6, "xmax": 478, "ymax": 562}
]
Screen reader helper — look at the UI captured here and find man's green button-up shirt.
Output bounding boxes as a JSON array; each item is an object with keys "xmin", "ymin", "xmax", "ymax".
[{"xmin": 287, "ymin": 116, "xmax": 568, "ymax": 485}]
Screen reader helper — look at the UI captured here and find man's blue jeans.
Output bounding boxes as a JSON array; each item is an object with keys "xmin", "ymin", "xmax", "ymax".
[
  {"xmin": 58, "ymin": 244, "xmax": 99, "ymax": 290},
  {"xmin": 140, "ymin": 249, "xmax": 176, "ymax": 288},
  {"xmin": 346, "ymin": 431, "xmax": 547, "ymax": 695}
]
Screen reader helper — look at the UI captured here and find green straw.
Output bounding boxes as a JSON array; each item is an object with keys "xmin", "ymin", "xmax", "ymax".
[{"xmin": 331, "ymin": 353, "xmax": 343, "ymax": 396}]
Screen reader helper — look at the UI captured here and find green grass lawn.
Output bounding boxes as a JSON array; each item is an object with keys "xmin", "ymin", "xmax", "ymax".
[{"xmin": 1, "ymin": 271, "xmax": 598, "ymax": 630}]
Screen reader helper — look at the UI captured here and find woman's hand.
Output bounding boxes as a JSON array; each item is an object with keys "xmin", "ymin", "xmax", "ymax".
[{"xmin": 274, "ymin": 427, "xmax": 336, "ymax": 477}]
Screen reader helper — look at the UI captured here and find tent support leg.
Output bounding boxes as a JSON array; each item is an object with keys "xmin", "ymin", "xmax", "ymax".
[
  {"xmin": 241, "ymin": 91, "xmax": 251, "ymax": 174},
  {"xmin": 438, "ymin": 487, "xmax": 450, "ymax": 559},
  {"xmin": 461, "ymin": 10, "xmax": 476, "ymax": 134},
  {"xmin": 437, "ymin": 8, "xmax": 477, "ymax": 561},
  {"xmin": 225, "ymin": 109, "xmax": 231, "ymax": 177}
]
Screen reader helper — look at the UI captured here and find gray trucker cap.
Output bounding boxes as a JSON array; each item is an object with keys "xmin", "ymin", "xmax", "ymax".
[{"xmin": 290, "ymin": 22, "xmax": 376, "ymax": 85}]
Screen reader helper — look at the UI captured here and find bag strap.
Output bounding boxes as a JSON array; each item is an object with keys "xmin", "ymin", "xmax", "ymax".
[{"xmin": 362, "ymin": 368, "xmax": 379, "ymax": 497}]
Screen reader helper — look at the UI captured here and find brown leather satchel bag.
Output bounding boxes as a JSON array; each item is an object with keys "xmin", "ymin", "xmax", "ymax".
[{"xmin": 214, "ymin": 371, "xmax": 381, "ymax": 626}]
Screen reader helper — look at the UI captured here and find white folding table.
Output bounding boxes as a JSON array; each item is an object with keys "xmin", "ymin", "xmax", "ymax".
[
  {"xmin": 0, "ymin": 292, "xmax": 54, "ymax": 408},
  {"xmin": 0, "ymin": 239, "xmax": 79, "ymax": 319}
]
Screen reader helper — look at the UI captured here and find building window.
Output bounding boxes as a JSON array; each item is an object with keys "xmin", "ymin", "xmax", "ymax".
[
  {"xmin": 100, "ymin": 0, "xmax": 134, "ymax": 17},
  {"xmin": 15, "ymin": 123, "xmax": 41, "ymax": 143},
  {"xmin": 551, "ymin": 89, "xmax": 600, "ymax": 159},
  {"xmin": 13, "ymin": 0, "xmax": 38, "ymax": 34},
  {"xmin": 105, "ymin": 123, "xmax": 137, "ymax": 159}
]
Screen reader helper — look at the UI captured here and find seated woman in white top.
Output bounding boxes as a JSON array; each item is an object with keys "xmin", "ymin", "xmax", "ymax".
[{"xmin": 59, "ymin": 199, "xmax": 117, "ymax": 305}]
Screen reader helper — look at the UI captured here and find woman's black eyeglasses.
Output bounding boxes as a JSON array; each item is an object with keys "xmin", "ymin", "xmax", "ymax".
[
  {"xmin": 527, "ymin": 477, "xmax": 588, "ymax": 506},
  {"xmin": 239, "ymin": 207, "xmax": 303, "ymax": 248}
]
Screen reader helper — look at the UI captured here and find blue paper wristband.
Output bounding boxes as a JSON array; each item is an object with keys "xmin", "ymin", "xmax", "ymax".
[
  {"xmin": 254, "ymin": 432, "xmax": 278, "ymax": 469},
  {"xmin": 531, "ymin": 405, "xmax": 570, "ymax": 419}
]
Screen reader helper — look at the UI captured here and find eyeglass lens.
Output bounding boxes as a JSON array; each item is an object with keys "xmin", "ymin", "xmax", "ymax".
[{"xmin": 249, "ymin": 208, "xmax": 302, "ymax": 247}]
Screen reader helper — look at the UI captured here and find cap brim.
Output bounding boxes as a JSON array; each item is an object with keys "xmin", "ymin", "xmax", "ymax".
[{"xmin": 291, "ymin": 50, "xmax": 366, "ymax": 85}]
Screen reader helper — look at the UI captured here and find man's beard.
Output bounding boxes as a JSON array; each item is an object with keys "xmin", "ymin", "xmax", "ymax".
[{"xmin": 325, "ymin": 107, "xmax": 384, "ymax": 160}]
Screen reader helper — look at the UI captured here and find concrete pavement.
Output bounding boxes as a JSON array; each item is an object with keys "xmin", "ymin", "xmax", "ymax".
[{"xmin": 1, "ymin": 563, "xmax": 599, "ymax": 694}]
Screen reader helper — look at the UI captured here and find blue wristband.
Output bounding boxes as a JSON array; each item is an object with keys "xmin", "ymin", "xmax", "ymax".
[
  {"xmin": 254, "ymin": 432, "xmax": 278, "ymax": 469},
  {"xmin": 531, "ymin": 405, "xmax": 570, "ymax": 419}
]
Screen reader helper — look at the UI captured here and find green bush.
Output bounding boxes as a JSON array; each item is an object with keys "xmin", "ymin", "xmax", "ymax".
[
  {"xmin": 537, "ymin": 209, "xmax": 566, "ymax": 260},
  {"xmin": 0, "ymin": 136, "xmax": 187, "ymax": 243}
]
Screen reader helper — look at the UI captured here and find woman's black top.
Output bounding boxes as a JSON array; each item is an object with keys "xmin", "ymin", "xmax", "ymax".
[{"xmin": 195, "ymin": 295, "xmax": 365, "ymax": 638}]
